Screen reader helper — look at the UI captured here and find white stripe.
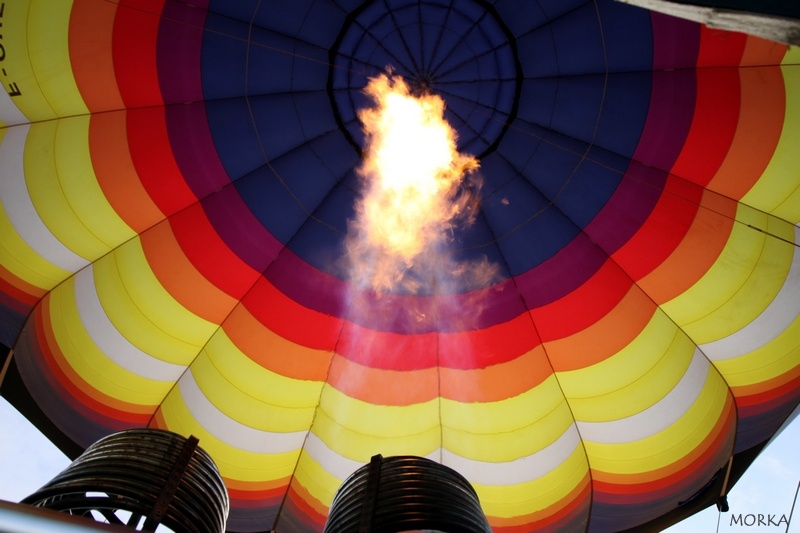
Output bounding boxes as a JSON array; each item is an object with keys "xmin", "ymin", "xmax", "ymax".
[
  {"xmin": 0, "ymin": 123, "xmax": 88, "ymax": 272},
  {"xmin": 304, "ymin": 432, "xmax": 369, "ymax": 482},
  {"xmin": 442, "ymin": 425, "xmax": 583, "ymax": 486},
  {"xmin": 0, "ymin": 88, "xmax": 30, "ymax": 126},
  {"xmin": 699, "ymin": 225, "xmax": 800, "ymax": 361},
  {"xmin": 576, "ymin": 349, "xmax": 709, "ymax": 444},
  {"xmin": 305, "ymin": 426, "xmax": 583, "ymax": 487},
  {"xmin": 179, "ymin": 370, "xmax": 307, "ymax": 454},
  {"xmin": 74, "ymin": 265, "xmax": 186, "ymax": 382}
]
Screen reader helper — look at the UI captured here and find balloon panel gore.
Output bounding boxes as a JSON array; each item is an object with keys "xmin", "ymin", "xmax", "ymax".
[
  {"xmin": 21, "ymin": 429, "xmax": 229, "ymax": 533},
  {"xmin": 324, "ymin": 454, "xmax": 492, "ymax": 533}
]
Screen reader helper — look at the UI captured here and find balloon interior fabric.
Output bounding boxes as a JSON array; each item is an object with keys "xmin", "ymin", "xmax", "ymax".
[{"xmin": 1, "ymin": 0, "xmax": 799, "ymax": 531}]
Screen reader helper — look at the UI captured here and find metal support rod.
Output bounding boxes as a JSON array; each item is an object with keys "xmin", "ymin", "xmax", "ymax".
[
  {"xmin": 358, "ymin": 454, "xmax": 383, "ymax": 533},
  {"xmin": 142, "ymin": 435, "xmax": 199, "ymax": 531}
]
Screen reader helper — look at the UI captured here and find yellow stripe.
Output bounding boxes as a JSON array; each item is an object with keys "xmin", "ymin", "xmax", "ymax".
[
  {"xmin": 25, "ymin": 118, "xmax": 135, "ymax": 260},
  {"xmin": 443, "ymin": 399, "xmax": 573, "ymax": 462},
  {"xmin": 293, "ymin": 449, "xmax": 347, "ymax": 508},
  {"xmin": 441, "ymin": 375, "xmax": 573, "ymax": 461},
  {"xmin": 742, "ymin": 65, "xmax": 800, "ymax": 224},
  {"xmin": 661, "ymin": 206, "xmax": 791, "ymax": 343},
  {"xmin": 713, "ymin": 314, "xmax": 800, "ymax": 387},
  {"xmin": 557, "ymin": 311, "xmax": 691, "ymax": 421},
  {"xmin": 194, "ymin": 340, "xmax": 322, "ymax": 431},
  {"xmin": 782, "ymin": 46, "xmax": 800, "ymax": 65},
  {"xmin": 0, "ymin": 199, "xmax": 69, "ymax": 290},
  {"xmin": 312, "ymin": 386, "xmax": 440, "ymax": 460},
  {"xmin": 158, "ymin": 390, "xmax": 301, "ymax": 482},
  {"xmin": 93, "ymin": 239, "xmax": 216, "ymax": 364},
  {"xmin": 584, "ymin": 370, "xmax": 727, "ymax": 474},
  {"xmin": 205, "ymin": 329, "xmax": 324, "ymax": 409},
  {"xmin": 475, "ymin": 446, "xmax": 587, "ymax": 518},
  {"xmin": 48, "ymin": 277, "xmax": 171, "ymax": 404},
  {"xmin": 3, "ymin": 0, "xmax": 87, "ymax": 122}
]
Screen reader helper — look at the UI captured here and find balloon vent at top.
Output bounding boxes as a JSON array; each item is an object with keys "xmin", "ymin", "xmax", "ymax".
[
  {"xmin": 324, "ymin": 454, "xmax": 492, "ymax": 533},
  {"xmin": 21, "ymin": 429, "xmax": 229, "ymax": 533}
]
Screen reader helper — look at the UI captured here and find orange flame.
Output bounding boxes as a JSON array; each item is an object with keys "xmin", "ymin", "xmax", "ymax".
[{"xmin": 347, "ymin": 74, "xmax": 480, "ymax": 292}]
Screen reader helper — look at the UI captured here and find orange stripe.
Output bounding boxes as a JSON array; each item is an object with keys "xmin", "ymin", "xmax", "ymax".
[
  {"xmin": 90, "ymin": 111, "xmax": 164, "ymax": 232},
  {"xmin": 734, "ymin": 369, "xmax": 800, "ymax": 410},
  {"xmin": 38, "ymin": 299, "xmax": 153, "ymax": 422},
  {"xmin": 223, "ymin": 304, "xmax": 332, "ymax": 381},
  {"xmin": 225, "ymin": 476, "xmax": 291, "ymax": 495},
  {"xmin": 707, "ymin": 66, "xmax": 786, "ymax": 199},
  {"xmin": 740, "ymin": 36, "xmax": 788, "ymax": 66},
  {"xmin": 637, "ymin": 188, "xmax": 735, "ymax": 304},
  {"xmin": 68, "ymin": 0, "xmax": 124, "ymax": 112},
  {"xmin": 141, "ymin": 220, "xmax": 237, "ymax": 324},
  {"xmin": 545, "ymin": 284, "xmax": 656, "ymax": 372},
  {"xmin": 327, "ymin": 354, "xmax": 437, "ymax": 405},
  {"xmin": 0, "ymin": 263, "xmax": 46, "ymax": 309},
  {"xmin": 440, "ymin": 344, "xmax": 552, "ymax": 402},
  {"xmin": 287, "ymin": 481, "xmax": 328, "ymax": 528},
  {"xmin": 149, "ymin": 407, "xmax": 167, "ymax": 430},
  {"xmin": 730, "ymin": 364, "xmax": 800, "ymax": 398}
]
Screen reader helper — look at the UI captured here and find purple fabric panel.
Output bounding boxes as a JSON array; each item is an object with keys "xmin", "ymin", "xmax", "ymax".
[
  {"xmin": 166, "ymin": 103, "xmax": 233, "ymax": 198},
  {"xmin": 632, "ymin": 69, "xmax": 697, "ymax": 172},
  {"xmin": 583, "ymin": 165, "xmax": 666, "ymax": 256},
  {"xmin": 265, "ymin": 246, "xmax": 526, "ymax": 332},
  {"xmin": 265, "ymin": 246, "xmax": 348, "ymax": 320},
  {"xmin": 159, "ymin": 1, "xmax": 233, "ymax": 197},
  {"xmin": 157, "ymin": 0, "xmax": 207, "ymax": 103},
  {"xmin": 650, "ymin": 12, "xmax": 702, "ymax": 70},
  {"xmin": 514, "ymin": 232, "xmax": 608, "ymax": 309},
  {"xmin": 202, "ymin": 186, "xmax": 284, "ymax": 273}
]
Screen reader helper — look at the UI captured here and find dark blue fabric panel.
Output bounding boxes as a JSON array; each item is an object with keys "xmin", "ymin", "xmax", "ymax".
[
  {"xmin": 594, "ymin": 72, "xmax": 652, "ymax": 158},
  {"xmin": 516, "ymin": 28, "xmax": 559, "ymax": 78},
  {"xmin": 549, "ymin": 154, "xmax": 623, "ymax": 228},
  {"xmin": 234, "ymin": 166, "xmax": 313, "ymax": 244},
  {"xmin": 284, "ymin": 177, "xmax": 358, "ymax": 273},
  {"xmin": 492, "ymin": 0, "xmax": 548, "ymax": 37},
  {"xmin": 492, "ymin": 125, "xmax": 548, "ymax": 185},
  {"xmin": 205, "ymin": 99, "xmax": 263, "ymax": 180},
  {"xmin": 248, "ymin": 94, "xmax": 312, "ymax": 161},
  {"xmin": 550, "ymin": 74, "xmax": 606, "ymax": 144},
  {"xmin": 280, "ymin": 0, "xmax": 348, "ymax": 47},
  {"xmin": 206, "ymin": 0, "xmax": 258, "ymax": 26},
  {"xmin": 201, "ymin": 13, "xmax": 249, "ymax": 100},
  {"xmin": 549, "ymin": 2, "xmax": 606, "ymax": 75},
  {"xmin": 478, "ymin": 156, "xmax": 580, "ymax": 274},
  {"xmin": 520, "ymin": 131, "xmax": 587, "ymax": 199},
  {"xmin": 597, "ymin": 0, "xmax": 654, "ymax": 73},
  {"xmin": 244, "ymin": 31, "xmax": 328, "ymax": 95}
]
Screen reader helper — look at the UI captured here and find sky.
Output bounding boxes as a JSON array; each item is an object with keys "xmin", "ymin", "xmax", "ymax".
[{"xmin": 0, "ymin": 396, "xmax": 797, "ymax": 531}]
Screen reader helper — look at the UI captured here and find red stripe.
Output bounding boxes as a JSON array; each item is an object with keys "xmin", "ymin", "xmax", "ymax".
[
  {"xmin": 169, "ymin": 203, "xmax": 261, "ymax": 299},
  {"xmin": 112, "ymin": 0, "xmax": 165, "ymax": 108},
  {"xmin": 531, "ymin": 259, "xmax": 630, "ymax": 343},
  {"xmin": 670, "ymin": 68, "xmax": 741, "ymax": 186},
  {"xmin": 127, "ymin": 107, "xmax": 199, "ymax": 216}
]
